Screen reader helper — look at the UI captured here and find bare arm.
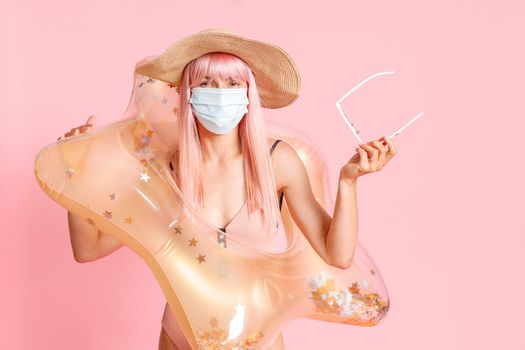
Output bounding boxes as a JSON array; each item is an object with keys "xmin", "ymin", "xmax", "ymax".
[
  {"xmin": 274, "ymin": 137, "xmax": 397, "ymax": 269},
  {"xmin": 325, "ymin": 177, "xmax": 358, "ymax": 269},
  {"xmin": 272, "ymin": 141, "xmax": 338, "ymax": 267},
  {"xmin": 68, "ymin": 211, "xmax": 124, "ymax": 263},
  {"xmin": 60, "ymin": 116, "xmax": 123, "ymax": 263}
]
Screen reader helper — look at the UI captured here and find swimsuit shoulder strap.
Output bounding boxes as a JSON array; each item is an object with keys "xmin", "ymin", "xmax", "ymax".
[
  {"xmin": 270, "ymin": 139, "xmax": 284, "ymax": 211},
  {"xmin": 270, "ymin": 139, "xmax": 282, "ymax": 156}
]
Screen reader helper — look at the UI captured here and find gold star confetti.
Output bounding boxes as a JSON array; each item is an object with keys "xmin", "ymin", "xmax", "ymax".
[
  {"xmin": 140, "ymin": 171, "xmax": 151, "ymax": 182},
  {"xmin": 124, "ymin": 216, "xmax": 134, "ymax": 224},
  {"xmin": 173, "ymin": 225, "xmax": 183, "ymax": 234},
  {"xmin": 189, "ymin": 237, "xmax": 198, "ymax": 247},
  {"xmin": 308, "ymin": 270, "xmax": 389, "ymax": 323},
  {"xmin": 109, "ymin": 193, "xmax": 117, "ymax": 200},
  {"xmin": 86, "ymin": 218, "xmax": 95, "ymax": 225},
  {"xmin": 194, "ymin": 309, "xmax": 264, "ymax": 350},
  {"xmin": 245, "ymin": 331, "xmax": 264, "ymax": 347},
  {"xmin": 146, "ymin": 129, "xmax": 154, "ymax": 137},
  {"xmin": 103, "ymin": 210, "xmax": 112, "ymax": 219},
  {"xmin": 349, "ymin": 282, "xmax": 360, "ymax": 294},
  {"xmin": 65, "ymin": 167, "xmax": 75, "ymax": 178},
  {"xmin": 196, "ymin": 254, "xmax": 206, "ymax": 263}
]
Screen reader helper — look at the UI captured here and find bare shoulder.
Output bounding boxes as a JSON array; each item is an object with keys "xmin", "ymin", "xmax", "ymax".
[{"xmin": 267, "ymin": 138, "xmax": 304, "ymax": 192}]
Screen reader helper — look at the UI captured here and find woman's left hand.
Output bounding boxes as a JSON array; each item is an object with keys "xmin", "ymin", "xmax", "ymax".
[{"xmin": 340, "ymin": 136, "xmax": 398, "ymax": 183}]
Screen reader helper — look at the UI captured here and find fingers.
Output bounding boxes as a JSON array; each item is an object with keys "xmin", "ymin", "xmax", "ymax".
[
  {"xmin": 63, "ymin": 129, "xmax": 74, "ymax": 138},
  {"xmin": 355, "ymin": 145, "xmax": 369, "ymax": 172},
  {"xmin": 359, "ymin": 143, "xmax": 379, "ymax": 170},
  {"xmin": 78, "ymin": 124, "xmax": 91, "ymax": 133},
  {"xmin": 383, "ymin": 137, "xmax": 397, "ymax": 157},
  {"xmin": 59, "ymin": 117, "xmax": 96, "ymax": 142},
  {"xmin": 371, "ymin": 139, "xmax": 387, "ymax": 166},
  {"xmin": 87, "ymin": 115, "xmax": 96, "ymax": 126},
  {"xmin": 358, "ymin": 136, "xmax": 397, "ymax": 172}
]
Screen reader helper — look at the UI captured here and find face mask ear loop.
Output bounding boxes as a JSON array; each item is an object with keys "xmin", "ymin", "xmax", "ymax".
[{"xmin": 335, "ymin": 70, "xmax": 425, "ymax": 144}]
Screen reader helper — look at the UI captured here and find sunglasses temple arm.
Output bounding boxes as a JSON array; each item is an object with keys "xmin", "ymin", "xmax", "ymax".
[
  {"xmin": 338, "ymin": 70, "xmax": 396, "ymax": 102},
  {"xmin": 388, "ymin": 111, "xmax": 425, "ymax": 139}
]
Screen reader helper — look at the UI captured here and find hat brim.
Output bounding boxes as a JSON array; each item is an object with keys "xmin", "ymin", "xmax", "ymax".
[{"xmin": 134, "ymin": 30, "xmax": 301, "ymax": 109}]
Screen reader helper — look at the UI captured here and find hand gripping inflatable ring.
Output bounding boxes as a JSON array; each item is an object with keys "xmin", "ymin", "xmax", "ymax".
[{"xmin": 33, "ymin": 57, "xmax": 390, "ymax": 350}]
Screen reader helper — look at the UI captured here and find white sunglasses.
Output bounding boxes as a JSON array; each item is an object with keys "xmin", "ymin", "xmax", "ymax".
[{"xmin": 336, "ymin": 70, "xmax": 424, "ymax": 144}]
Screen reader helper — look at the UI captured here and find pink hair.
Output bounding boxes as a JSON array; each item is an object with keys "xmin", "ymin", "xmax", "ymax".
[{"xmin": 174, "ymin": 52, "xmax": 280, "ymax": 233}]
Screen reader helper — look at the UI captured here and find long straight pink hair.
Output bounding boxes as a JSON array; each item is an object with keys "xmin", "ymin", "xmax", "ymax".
[{"xmin": 174, "ymin": 52, "xmax": 280, "ymax": 233}]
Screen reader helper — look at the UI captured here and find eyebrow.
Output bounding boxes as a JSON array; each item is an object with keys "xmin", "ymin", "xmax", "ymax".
[{"xmin": 202, "ymin": 76, "xmax": 236, "ymax": 81}]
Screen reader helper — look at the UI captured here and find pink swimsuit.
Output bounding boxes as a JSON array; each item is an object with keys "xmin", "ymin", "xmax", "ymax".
[{"xmin": 162, "ymin": 140, "xmax": 285, "ymax": 349}]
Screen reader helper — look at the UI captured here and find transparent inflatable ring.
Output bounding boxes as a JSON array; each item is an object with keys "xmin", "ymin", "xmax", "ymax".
[{"xmin": 34, "ymin": 57, "xmax": 390, "ymax": 350}]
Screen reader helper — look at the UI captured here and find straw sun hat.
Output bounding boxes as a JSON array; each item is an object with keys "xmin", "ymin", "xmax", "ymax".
[{"xmin": 134, "ymin": 28, "xmax": 301, "ymax": 109}]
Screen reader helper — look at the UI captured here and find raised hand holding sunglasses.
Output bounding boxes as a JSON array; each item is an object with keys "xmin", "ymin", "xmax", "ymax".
[{"xmin": 337, "ymin": 70, "xmax": 424, "ymax": 183}]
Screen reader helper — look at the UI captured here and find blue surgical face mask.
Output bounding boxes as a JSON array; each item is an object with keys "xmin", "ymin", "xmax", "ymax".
[{"xmin": 188, "ymin": 87, "xmax": 249, "ymax": 135}]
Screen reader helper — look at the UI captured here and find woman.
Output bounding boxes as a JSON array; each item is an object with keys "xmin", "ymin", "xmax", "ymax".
[{"xmin": 62, "ymin": 29, "xmax": 396, "ymax": 350}]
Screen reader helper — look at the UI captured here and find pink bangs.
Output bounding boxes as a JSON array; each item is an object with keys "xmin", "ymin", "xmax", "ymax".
[{"xmin": 187, "ymin": 52, "xmax": 251, "ymax": 87}]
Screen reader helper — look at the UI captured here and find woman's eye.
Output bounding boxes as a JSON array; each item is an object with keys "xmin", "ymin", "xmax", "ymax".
[
  {"xmin": 199, "ymin": 82, "xmax": 208, "ymax": 87},
  {"xmin": 231, "ymin": 82, "xmax": 239, "ymax": 86}
]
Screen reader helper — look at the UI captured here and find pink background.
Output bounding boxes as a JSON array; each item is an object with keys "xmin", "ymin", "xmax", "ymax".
[{"xmin": 2, "ymin": 0, "xmax": 524, "ymax": 349}]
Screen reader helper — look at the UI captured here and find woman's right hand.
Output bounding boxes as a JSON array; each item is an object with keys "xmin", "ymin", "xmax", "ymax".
[{"xmin": 57, "ymin": 115, "xmax": 97, "ymax": 141}]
